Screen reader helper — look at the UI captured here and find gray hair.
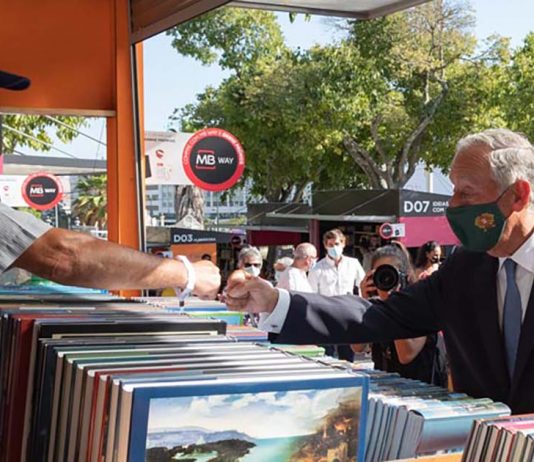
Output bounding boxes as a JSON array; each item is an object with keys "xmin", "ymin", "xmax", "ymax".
[
  {"xmin": 238, "ymin": 246, "xmax": 262, "ymax": 265},
  {"xmin": 455, "ymin": 128, "xmax": 534, "ymax": 208},
  {"xmin": 276, "ymin": 256, "xmax": 294, "ymax": 266},
  {"xmin": 293, "ymin": 243, "xmax": 317, "ymax": 260}
]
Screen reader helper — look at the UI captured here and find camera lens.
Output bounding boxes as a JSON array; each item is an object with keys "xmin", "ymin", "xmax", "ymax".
[{"xmin": 373, "ymin": 264, "xmax": 400, "ymax": 291}]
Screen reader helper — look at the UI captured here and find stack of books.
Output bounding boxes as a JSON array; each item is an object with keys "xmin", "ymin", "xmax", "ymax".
[
  {"xmin": 134, "ymin": 296, "xmax": 246, "ymax": 325},
  {"xmin": 462, "ymin": 414, "xmax": 534, "ymax": 462},
  {"xmin": 313, "ymin": 357, "xmax": 510, "ymax": 461},
  {"xmin": 0, "ymin": 291, "xmax": 369, "ymax": 462},
  {"xmin": 361, "ymin": 374, "xmax": 509, "ymax": 461}
]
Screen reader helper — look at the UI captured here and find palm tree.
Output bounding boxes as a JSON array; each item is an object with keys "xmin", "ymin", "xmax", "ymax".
[{"xmin": 72, "ymin": 174, "xmax": 107, "ymax": 228}]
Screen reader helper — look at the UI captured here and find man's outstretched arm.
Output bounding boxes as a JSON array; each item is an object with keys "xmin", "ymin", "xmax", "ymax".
[{"xmin": 12, "ymin": 228, "xmax": 220, "ymax": 298}]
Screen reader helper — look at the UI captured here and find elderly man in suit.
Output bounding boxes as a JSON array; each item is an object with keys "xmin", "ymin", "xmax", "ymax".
[{"xmin": 226, "ymin": 128, "xmax": 534, "ymax": 414}]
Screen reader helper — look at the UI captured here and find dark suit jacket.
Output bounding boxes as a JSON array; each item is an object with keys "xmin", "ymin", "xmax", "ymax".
[{"xmin": 271, "ymin": 249, "xmax": 534, "ymax": 414}]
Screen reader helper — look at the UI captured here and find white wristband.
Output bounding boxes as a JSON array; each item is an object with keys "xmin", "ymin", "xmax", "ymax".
[{"xmin": 175, "ymin": 255, "xmax": 196, "ymax": 301}]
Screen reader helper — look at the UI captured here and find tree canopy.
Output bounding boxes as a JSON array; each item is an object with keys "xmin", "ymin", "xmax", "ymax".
[
  {"xmin": 168, "ymin": 1, "xmax": 532, "ymax": 199},
  {"xmin": 1, "ymin": 114, "xmax": 85, "ymax": 155}
]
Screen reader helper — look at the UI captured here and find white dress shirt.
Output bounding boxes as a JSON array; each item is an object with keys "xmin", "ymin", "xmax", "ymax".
[
  {"xmin": 307, "ymin": 255, "xmax": 365, "ymax": 296},
  {"xmin": 260, "ymin": 254, "xmax": 364, "ymax": 333},
  {"xmin": 276, "ymin": 266, "xmax": 313, "ymax": 292},
  {"xmin": 497, "ymin": 232, "xmax": 534, "ymax": 329},
  {"xmin": 261, "ymin": 233, "xmax": 534, "ymax": 335}
]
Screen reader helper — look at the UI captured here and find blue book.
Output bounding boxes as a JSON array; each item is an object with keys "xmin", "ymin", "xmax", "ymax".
[{"xmin": 115, "ymin": 372, "xmax": 369, "ymax": 462}]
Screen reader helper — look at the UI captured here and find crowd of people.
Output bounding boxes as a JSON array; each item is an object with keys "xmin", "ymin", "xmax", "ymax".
[{"xmin": 236, "ymin": 231, "xmax": 447, "ymax": 385}]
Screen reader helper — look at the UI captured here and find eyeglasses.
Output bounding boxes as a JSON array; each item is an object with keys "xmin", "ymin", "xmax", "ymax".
[{"xmin": 244, "ymin": 263, "xmax": 262, "ymax": 268}]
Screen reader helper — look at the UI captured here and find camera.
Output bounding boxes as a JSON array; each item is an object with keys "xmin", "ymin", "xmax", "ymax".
[{"xmin": 373, "ymin": 264, "xmax": 407, "ymax": 291}]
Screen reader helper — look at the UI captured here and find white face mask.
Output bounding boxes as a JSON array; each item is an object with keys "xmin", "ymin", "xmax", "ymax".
[
  {"xmin": 327, "ymin": 245, "xmax": 343, "ymax": 259},
  {"xmin": 244, "ymin": 265, "xmax": 261, "ymax": 278},
  {"xmin": 309, "ymin": 258, "xmax": 317, "ymax": 270}
]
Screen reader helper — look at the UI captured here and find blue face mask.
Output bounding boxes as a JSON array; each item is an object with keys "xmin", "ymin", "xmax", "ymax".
[{"xmin": 327, "ymin": 245, "xmax": 343, "ymax": 259}]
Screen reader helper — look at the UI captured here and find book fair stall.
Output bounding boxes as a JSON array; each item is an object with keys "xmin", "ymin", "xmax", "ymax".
[{"xmin": 1, "ymin": 1, "xmax": 530, "ymax": 461}]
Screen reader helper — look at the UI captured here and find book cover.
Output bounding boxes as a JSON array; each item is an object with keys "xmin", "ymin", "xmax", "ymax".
[{"xmin": 125, "ymin": 374, "xmax": 369, "ymax": 462}]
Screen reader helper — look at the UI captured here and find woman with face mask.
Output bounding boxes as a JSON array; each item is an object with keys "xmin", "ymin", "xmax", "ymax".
[
  {"xmin": 414, "ymin": 240, "xmax": 442, "ymax": 280},
  {"xmin": 352, "ymin": 244, "xmax": 448, "ymax": 387}
]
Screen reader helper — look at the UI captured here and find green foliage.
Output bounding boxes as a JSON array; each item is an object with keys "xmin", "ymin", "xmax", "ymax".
[
  {"xmin": 166, "ymin": 9, "xmax": 285, "ymax": 71},
  {"xmin": 502, "ymin": 33, "xmax": 534, "ymax": 139},
  {"xmin": 72, "ymin": 175, "xmax": 107, "ymax": 228},
  {"xmin": 1, "ymin": 114, "xmax": 86, "ymax": 154},
  {"xmin": 169, "ymin": 2, "xmax": 529, "ymax": 195}
]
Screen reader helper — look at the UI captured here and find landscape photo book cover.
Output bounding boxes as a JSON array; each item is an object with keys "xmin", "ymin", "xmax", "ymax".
[{"xmin": 144, "ymin": 386, "xmax": 364, "ymax": 462}]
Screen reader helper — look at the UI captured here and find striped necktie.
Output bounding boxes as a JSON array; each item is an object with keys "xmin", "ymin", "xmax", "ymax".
[{"xmin": 503, "ymin": 258, "xmax": 522, "ymax": 380}]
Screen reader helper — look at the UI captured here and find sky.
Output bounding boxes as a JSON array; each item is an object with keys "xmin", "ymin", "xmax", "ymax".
[
  {"xmin": 146, "ymin": 387, "xmax": 360, "ymax": 439},
  {"xmin": 16, "ymin": 0, "xmax": 534, "ymax": 187}
]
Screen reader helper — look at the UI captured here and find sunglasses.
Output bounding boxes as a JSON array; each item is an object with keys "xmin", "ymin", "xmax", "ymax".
[{"xmin": 244, "ymin": 263, "xmax": 262, "ymax": 268}]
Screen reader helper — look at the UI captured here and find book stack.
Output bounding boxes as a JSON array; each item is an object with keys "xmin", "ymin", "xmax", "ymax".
[
  {"xmin": 361, "ymin": 375, "xmax": 509, "ymax": 461},
  {"xmin": 134, "ymin": 296, "xmax": 246, "ymax": 325},
  {"xmin": 462, "ymin": 414, "xmax": 534, "ymax": 462},
  {"xmin": 313, "ymin": 357, "xmax": 511, "ymax": 461},
  {"xmin": 0, "ymin": 291, "xmax": 369, "ymax": 462}
]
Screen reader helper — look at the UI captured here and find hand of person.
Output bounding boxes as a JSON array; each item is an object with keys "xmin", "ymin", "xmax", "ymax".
[
  {"xmin": 223, "ymin": 270, "xmax": 279, "ymax": 313},
  {"xmin": 191, "ymin": 260, "xmax": 221, "ymax": 300},
  {"xmin": 360, "ymin": 270, "xmax": 377, "ymax": 300}
]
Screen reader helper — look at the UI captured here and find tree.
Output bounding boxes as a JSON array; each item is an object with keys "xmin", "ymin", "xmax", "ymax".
[
  {"xmin": 502, "ymin": 33, "xmax": 534, "ymax": 140},
  {"xmin": 72, "ymin": 174, "xmax": 107, "ymax": 227},
  {"xmin": 170, "ymin": 9, "xmax": 364, "ymax": 201},
  {"xmin": 169, "ymin": 2, "xmax": 509, "ymax": 196},
  {"xmin": 338, "ymin": 0, "xmax": 508, "ymax": 187},
  {"xmin": 1, "ymin": 114, "xmax": 85, "ymax": 155}
]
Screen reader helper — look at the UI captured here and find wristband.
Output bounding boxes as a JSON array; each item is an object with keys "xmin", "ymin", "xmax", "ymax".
[{"xmin": 175, "ymin": 255, "xmax": 196, "ymax": 302}]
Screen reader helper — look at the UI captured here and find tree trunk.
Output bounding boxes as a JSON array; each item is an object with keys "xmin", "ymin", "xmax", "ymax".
[{"xmin": 175, "ymin": 185, "xmax": 205, "ymax": 228}]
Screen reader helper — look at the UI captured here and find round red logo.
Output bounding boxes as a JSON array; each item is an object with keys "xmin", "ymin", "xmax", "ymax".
[
  {"xmin": 379, "ymin": 222, "xmax": 394, "ymax": 240},
  {"xmin": 182, "ymin": 128, "xmax": 245, "ymax": 192},
  {"xmin": 21, "ymin": 172, "xmax": 64, "ymax": 211}
]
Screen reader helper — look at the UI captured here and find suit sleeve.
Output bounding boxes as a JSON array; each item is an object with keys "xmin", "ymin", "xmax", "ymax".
[{"xmin": 270, "ymin": 262, "xmax": 447, "ymax": 345}]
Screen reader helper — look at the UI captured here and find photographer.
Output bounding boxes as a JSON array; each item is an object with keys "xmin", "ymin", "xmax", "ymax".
[{"xmin": 352, "ymin": 245, "xmax": 446, "ymax": 386}]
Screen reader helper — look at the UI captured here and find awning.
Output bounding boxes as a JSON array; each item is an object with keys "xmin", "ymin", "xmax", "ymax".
[
  {"xmin": 2, "ymin": 154, "xmax": 107, "ymax": 176},
  {"xmin": 265, "ymin": 212, "xmax": 395, "ymax": 223},
  {"xmin": 130, "ymin": 0, "xmax": 431, "ymax": 42},
  {"xmin": 230, "ymin": 0, "xmax": 430, "ymax": 19},
  {"xmin": 247, "ymin": 229, "xmax": 305, "ymax": 246}
]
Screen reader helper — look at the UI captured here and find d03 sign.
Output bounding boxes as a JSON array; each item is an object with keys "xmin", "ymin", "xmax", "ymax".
[{"xmin": 182, "ymin": 128, "xmax": 245, "ymax": 192}]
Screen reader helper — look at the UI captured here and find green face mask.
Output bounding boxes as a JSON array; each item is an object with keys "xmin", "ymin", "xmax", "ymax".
[{"xmin": 445, "ymin": 190, "xmax": 509, "ymax": 252}]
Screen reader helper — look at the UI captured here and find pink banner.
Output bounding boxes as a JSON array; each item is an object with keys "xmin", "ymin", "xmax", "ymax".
[{"xmin": 398, "ymin": 215, "xmax": 459, "ymax": 248}]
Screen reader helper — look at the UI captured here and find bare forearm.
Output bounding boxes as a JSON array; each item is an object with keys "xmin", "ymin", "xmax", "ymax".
[{"xmin": 14, "ymin": 228, "xmax": 188, "ymax": 290}]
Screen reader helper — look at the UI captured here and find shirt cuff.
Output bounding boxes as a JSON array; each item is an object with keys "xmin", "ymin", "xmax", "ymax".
[{"xmin": 258, "ymin": 289, "xmax": 290, "ymax": 334}]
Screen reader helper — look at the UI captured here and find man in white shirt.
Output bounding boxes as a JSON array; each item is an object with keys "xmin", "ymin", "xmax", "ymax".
[
  {"xmin": 276, "ymin": 243, "xmax": 317, "ymax": 292},
  {"xmin": 308, "ymin": 228, "xmax": 365, "ymax": 296},
  {"xmin": 225, "ymin": 128, "xmax": 534, "ymax": 414},
  {"xmin": 308, "ymin": 228, "xmax": 365, "ymax": 360}
]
